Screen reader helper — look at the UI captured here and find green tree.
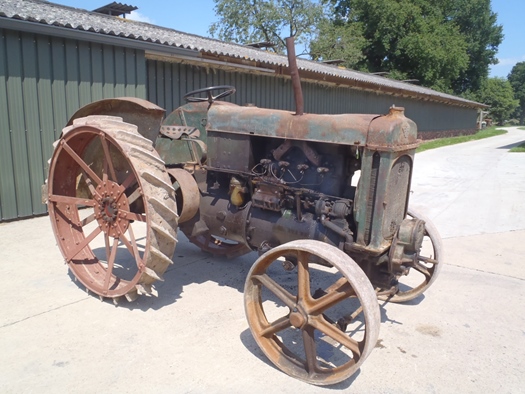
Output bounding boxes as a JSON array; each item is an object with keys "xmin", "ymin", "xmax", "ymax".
[
  {"xmin": 209, "ymin": 0, "xmax": 325, "ymax": 54},
  {"xmin": 508, "ymin": 62, "xmax": 525, "ymax": 125},
  {"xmin": 324, "ymin": 0, "xmax": 503, "ymax": 94},
  {"xmin": 474, "ymin": 78, "xmax": 518, "ymax": 125},
  {"xmin": 316, "ymin": 0, "xmax": 468, "ymax": 91},
  {"xmin": 443, "ymin": 0, "xmax": 503, "ymax": 94},
  {"xmin": 309, "ymin": 19, "xmax": 366, "ymax": 69}
]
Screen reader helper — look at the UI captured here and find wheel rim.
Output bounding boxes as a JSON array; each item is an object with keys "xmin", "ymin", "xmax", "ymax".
[
  {"xmin": 244, "ymin": 240, "xmax": 380, "ymax": 385},
  {"xmin": 380, "ymin": 207, "xmax": 443, "ymax": 303},
  {"xmin": 47, "ymin": 116, "xmax": 178, "ymax": 301}
]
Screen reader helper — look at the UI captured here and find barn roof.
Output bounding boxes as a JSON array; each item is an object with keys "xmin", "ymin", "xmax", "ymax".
[{"xmin": 0, "ymin": 0, "xmax": 486, "ymax": 109}]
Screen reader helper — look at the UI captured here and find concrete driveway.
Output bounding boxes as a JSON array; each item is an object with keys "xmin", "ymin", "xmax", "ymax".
[{"xmin": 1, "ymin": 127, "xmax": 524, "ymax": 393}]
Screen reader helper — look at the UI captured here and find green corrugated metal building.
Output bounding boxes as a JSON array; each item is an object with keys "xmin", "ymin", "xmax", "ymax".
[{"xmin": 0, "ymin": 0, "xmax": 486, "ymax": 221}]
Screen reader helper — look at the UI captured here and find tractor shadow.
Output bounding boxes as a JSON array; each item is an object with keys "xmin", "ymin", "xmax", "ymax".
[
  {"xmin": 68, "ymin": 232, "xmax": 255, "ymax": 311},
  {"xmin": 237, "ymin": 294, "xmax": 423, "ymax": 389},
  {"xmin": 239, "ymin": 327, "xmax": 361, "ymax": 389},
  {"xmin": 69, "ymin": 232, "xmax": 427, "ymax": 317},
  {"xmin": 68, "ymin": 233, "xmax": 427, "ymax": 388}
]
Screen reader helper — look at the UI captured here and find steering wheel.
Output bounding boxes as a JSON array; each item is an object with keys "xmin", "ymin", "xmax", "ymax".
[{"xmin": 183, "ymin": 85, "xmax": 236, "ymax": 103}]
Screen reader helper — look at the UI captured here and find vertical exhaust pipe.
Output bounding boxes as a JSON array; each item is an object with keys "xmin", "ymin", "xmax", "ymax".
[{"xmin": 285, "ymin": 37, "xmax": 304, "ymax": 116}]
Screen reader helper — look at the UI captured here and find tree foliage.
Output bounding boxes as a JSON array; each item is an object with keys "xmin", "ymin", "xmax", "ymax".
[
  {"xmin": 473, "ymin": 78, "xmax": 518, "ymax": 125},
  {"xmin": 444, "ymin": 0, "xmax": 503, "ymax": 94},
  {"xmin": 209, "ymin": 0, "xmax": 503, "ymax": 95},
  {"xmin": 508, "ymin": 62, "xmax": 525, "ymax": 125},
  {"xmin": 309, "ymin": 19, "xmax": 366, "ymax": 69},
  {"xmin": 209, "ymin": 0, "xmax": 325, "ymax": 54},
  {"xmin": 321, "ymin": 0, "xmax": 503, "ymax": 93}
]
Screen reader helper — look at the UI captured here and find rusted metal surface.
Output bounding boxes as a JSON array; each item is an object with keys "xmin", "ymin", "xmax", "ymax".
[
  {"xmin": 380, "ymin": 207, "xmax": 443, "ymax": 302},
  {"xmin": 286, "ymin": 37, "xmax": 304, "ymax": 116},
  {"xmin": 47, "ymin": 116, "xmax": 178, "ymax": 301},
  {"xmin": 179, "ymin": 194, "xmax": 252, "ymax": 258},
  {"xmin": 160, "ymin": 125, "xmax": 200, "ymax": 140},
  {"xmin": 44, "ymin": 34, "xmax": 443, "ymax": 387},
  {"xmin": 67, "ymin": 97, "xmax": 165, "ymax": 142},
  {"xmin": 207, "ymin": 105, "xmax": 375, "ymax": 146},
  {"xmin": 244, "ymin": 240, "xmax": 380, "ymax": 385},
  {"xmin": 367, "ymin": 106, "xmax": 419, "ymax": 151},
  {"xmin": 166, "ymin": 168, "xmax": 200, "ymax": 224}
]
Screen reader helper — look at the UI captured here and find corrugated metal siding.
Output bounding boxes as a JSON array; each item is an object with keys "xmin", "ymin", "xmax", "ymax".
[
  {"xmin": 0, "ymin": 33, "xmax": 477, "ymax": 222},
  {"xmin": 0, "ymin": 28, "xmax": 146, "ymax": 221},
  {"xmin": 147, "ymin": 60, "xmax": 295, "ymax": 113},
  {"xmin": 146, "ymin": 60, "xmax": 477, "ymax": 132}
]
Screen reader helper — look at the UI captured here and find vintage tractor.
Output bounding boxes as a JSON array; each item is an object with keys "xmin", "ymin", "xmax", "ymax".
[{"xmin": 43, "ymin": 39, "xmax": 442, "ymax": 385}]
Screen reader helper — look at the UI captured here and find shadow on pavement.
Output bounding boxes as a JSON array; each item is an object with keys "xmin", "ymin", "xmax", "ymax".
[
  {"xmin": 239, "ymin": 326, "xmax": 359, "ymax": 390},
  {"xmin": 497, "ymin": 140, "xmax": 525, "ymax": 149}
]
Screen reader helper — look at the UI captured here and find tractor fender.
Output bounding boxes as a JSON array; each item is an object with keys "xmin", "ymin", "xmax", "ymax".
[{"xmin": 67, "ymin": 97, "xmax": 165, "ymax": 143}]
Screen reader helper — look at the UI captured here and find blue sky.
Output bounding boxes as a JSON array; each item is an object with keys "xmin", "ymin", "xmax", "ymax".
[{"xmin": 54, "ymin": 0, "xmax": 524, "ymax": 78}]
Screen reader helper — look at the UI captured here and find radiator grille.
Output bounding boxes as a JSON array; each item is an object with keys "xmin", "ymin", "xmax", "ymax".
[{"xmin": 364, "ymin": 152, "xmax": 380, "ymax": 245}]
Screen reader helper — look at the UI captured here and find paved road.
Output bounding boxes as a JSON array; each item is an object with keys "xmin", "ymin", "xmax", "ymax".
[
  {"xmin": 410, "ymin": 127, "xmax": 525, "ymax": 238},
  {"xmin": 1, "ymin": 128, "xmax": 524, "ymax": 393}
]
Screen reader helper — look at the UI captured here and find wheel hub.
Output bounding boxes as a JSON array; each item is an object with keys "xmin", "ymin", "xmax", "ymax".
[
  {"xmin": 94, "ymin": 180, "xmax": 130, "ymax": 238},
  {"xmin": 289, "ymin": 307, "xmax": 307, "ymax": 329}
]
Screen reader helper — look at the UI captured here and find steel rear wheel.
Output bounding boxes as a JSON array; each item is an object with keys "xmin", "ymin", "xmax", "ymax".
[
  {"xmin": 380, "ymin": 207, "xmax": 443, "ymax": 303},
  {"xmin": 244, "ymin": 240, "xmax": 380, "ymax": 385},
  {"xmin": 46, "ymin": 116, "xmax": 178, "ymax": 302}
]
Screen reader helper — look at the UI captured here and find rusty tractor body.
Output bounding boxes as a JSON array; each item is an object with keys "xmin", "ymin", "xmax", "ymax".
[{"xmin": 44, "ymin": 38, "xmax": 442, "ymax": 385}]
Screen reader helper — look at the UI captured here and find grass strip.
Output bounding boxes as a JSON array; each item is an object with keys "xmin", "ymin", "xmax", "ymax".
[
  {"xmin": 510, "ymin": 142, "xmax": 525, "ymax": 152},
  {"xmin": 417, "ymin": 127, "xmax": 507, "ymax": 152}
]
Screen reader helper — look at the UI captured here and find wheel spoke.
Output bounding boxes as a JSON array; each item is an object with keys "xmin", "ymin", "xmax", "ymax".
[
  {"xmin": 119, "ymin": 211, "xmax": 146, "ymax": 222},
  {"xmin": 309, "ymin": 279, "xmax": 355, "ymax": 315},
  {"xmin": 309, "ymin": 315, "xmax": 361, "ymax": 357},
  {"xmin": 80, "ymin": 171, "xmax": 101, "ymax": 199},
  {"xmin": 81, "ymin": 213, "xmax": 96, "ymax": 227},
  {"xmin": 65, "ymin": 226, "xmax": 102, "ymax": 262},
  {"xmin": 419, "ymin": 255, "xmax": 438, "ymax": 265},
  {"xmin": 127, "ymin": 187, "xmax": 142, "ymax": 205},
  {"xmin": 302, "ymin": 326, "xmax": 319, "ymax": 375},
  {"xmin": 297, "ymin": 251, "xmax": 311, "ymax": 302},
  {"xmin": 103, "ymin": 238, "xmax": 119, "ymax": 293},
  {"xmin": 413, "ymin": 260, "xmax": 432, "ymax": 279},
  {"xmin": 119, "ymin": 226, "xmax": 142, "ymax": 266},
  {"xmin": 118, "ymin": 232, "xmax": 135, "ymax": 256},
  {"xmin": 251, "ymin": 274, "xmax": 296, "ymax": 309},
  {"xmin": 121, "ymin": 172, "xmax": 137, "ymax": 190},
  {"xmin": 104, "ymin": 232, "xmax": 111, "ymax": 262},
  {"xmin": 99, "ymin": 135, "xmax": 117, "ymax": 181},
  {"xmin": 48, "ymin": 194, "xmax": 96, "ymax": 207},
  {"xmin": 60, "ymin": 140, "xmax": 102, "ymax": 185},
  {"xmin": 260, "ymin": 315, "xmax": 293, "ymax": 337}
]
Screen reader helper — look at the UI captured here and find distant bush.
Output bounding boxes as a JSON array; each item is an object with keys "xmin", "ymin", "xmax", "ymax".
[{"xmin": 505, "ymin": 119, "xmax": 520, "ymax": 126}]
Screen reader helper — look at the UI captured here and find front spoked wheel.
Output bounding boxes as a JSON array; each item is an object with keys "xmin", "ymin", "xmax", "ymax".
[
  {"xmin": 380, "ymin": 207, "xmax": 443, "ymax": 303},
  {"xmin": 244, "ymin": 240, "xmax": 380, "ymax": 385}
]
